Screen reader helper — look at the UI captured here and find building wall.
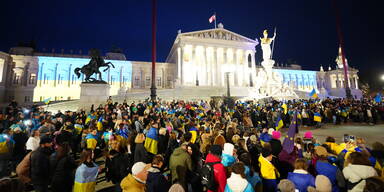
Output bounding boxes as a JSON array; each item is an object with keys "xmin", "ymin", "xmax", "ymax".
[
  {"xmin": 273, "ymin": 68, "xmax": 318, "ymax": 91},
  {"xmin": 131, "ymin": 61, "xmax": 175, "ymax": 89},
  {"xmin": 0, "ymin": 52, "xmax": 11, "ymax": 103}
]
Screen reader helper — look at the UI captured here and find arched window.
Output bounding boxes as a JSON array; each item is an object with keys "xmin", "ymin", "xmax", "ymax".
[{"xmin": 248, "ymin": 54, "xmax": 252, "ymax": 68}]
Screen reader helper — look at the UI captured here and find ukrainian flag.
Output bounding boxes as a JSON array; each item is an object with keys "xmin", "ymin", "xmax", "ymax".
[
  {"xmin": 85, "ymin": 134, "xmax": 98, "ymax": 150},
  {"xmin": 85, "ymin": 113, "xmax": 96, "ymax": 124},
  {"xmin": 314, "ymin": 112, "xmax": 322, "ymax": 122},
  {"xmin": 144, "ymin": 127, "xmax": 158, "ymax": 154},
  {"xmin": 43, "ymin": 97, "xmax": 51, "ymax": 105},
  {"xmin": 73, "ymin": 163, "xmax": 99, "ymax": 192},
  {"xmin": 275, "ymin": 116, "xmax": 284, "ymax": 131},
  {"xmin": 97, "ymin": 117, "xmax": 103, "ymax": 131},
  {"xmin": 0, "ymin": 134, "xmax": 13, "ymax": 154},
  {"xmin": 189, "ymin": 127, "xmax": 198, "ymax": 144},
  {"xmin": 74, "ymin": 124, "xmax": 83, "ymax": 135},
  {"xmin": 281, "ymin": 103, "xmax": 288, "ymax": 115},
  {"xmin": 309, "ymin": 88, "xmax": 318, "ymax": 99}
]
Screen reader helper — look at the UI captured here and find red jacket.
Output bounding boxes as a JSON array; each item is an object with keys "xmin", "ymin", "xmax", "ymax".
[{"xmin": 205, "ymin": 153, "xmax": 227, "ymax": 192}]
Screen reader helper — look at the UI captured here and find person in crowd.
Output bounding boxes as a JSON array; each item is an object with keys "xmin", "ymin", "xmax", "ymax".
[
  {"xmin": 0, "ymin": 130, "xmax": 14, "ymax": 178},
  {"xmin": 287, "ymin": 158, "xmax": 315, "ymax": 192},
  {"xmin": 225, "ymin": 162, "xmax": 254, "ymax": 192},
  {"xmin": 277, "ymin": 179, "xmax": 296, "ymax": 192},
  {"xmin": 0, "ymin": 177, "xmax": 25, "ymax": 192},
  {"xmin": 169, "ymin": 142, "xmax": 193, "ymax": 190},
  {"xmin": 134, "ymin": 133, "xmax": 149, "ymax": 163},
  {"xmin": 313, "ymin": 146, "xmax": 345, "ymax": 192},
  {"xmin": 49, "ymin": 142, "xmax": 77, "ymax": 192},
  {"xmin": 343, "ymin": 152, "xmax": 378, "ymax": 192},
  {"xmin": 120, "ymin": 162, "xmax": 150, "ymax": 192},
  {"xmin": 259, "ymin": 147, "xmax": 280, "ymax": 192},
  {"xmin": 30, "ymin": 136, "xmax": 53, "ymax": 192},
  {"xmin": 73, "ymin": 149, "xmax": 99, "ymax": 192},
  {"xmin": 222, "ymin": 143, "xmax": 236, "ymax": 167},
  {"xmin": 146, "ymin": 155, "xmax": 171, "ymax": 192},
  {"xmin": 307, "ymin": 175, "xmax": 333, "ymax": 192},
  {"xmin": 363, "ymin": 176, "xmax": 384, "ymax": 192},
  {"xmin": 11, "ymin": 127, "xmax": 28, "ymax": 171},
  {"xmin": 26, "ymin": 129, "xmax": 40, "ymax": 152},
  {"xmin": 270, "ymin": 131, "xmax": 282, "ymax": 157},
  {"xmin": 205, "ymin": 144, "xmax": 227, "ymax": 192},
  {"xmin": 105, "ymin": 138, "xmax": 132, "ymax": 192}
]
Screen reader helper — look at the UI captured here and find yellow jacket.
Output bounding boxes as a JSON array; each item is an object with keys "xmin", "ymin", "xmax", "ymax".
[
  {"xmin": 120, "ymin": 174, "xmax": 145, "ymax": 192},
  {"xmin": 258, "ymin": 155, "xmax": 280, "ymax": 179}
]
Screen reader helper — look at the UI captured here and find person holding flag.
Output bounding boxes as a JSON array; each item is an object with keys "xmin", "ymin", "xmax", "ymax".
[
  {"xmin": 313, "ymin": 110, "xmax": 322, "ymax": 128},
  {"xmin": 309, "ymin": 88, "xmax": 319, "ymax": 99},
  {"xmin": 144, "ymin": 120, "xmax": 159, "ymax": 155},
  {"xmin": 275, "ymin": 115, "xmax": 284, "ymax": 131}
]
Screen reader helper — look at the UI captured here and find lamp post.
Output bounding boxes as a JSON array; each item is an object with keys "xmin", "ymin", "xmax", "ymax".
[{"xmin": 150, "ymin": 0, "xmax": 157, "ymax": 101}]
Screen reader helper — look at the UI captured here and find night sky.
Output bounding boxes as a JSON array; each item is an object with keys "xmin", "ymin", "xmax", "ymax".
[{"xmin": 1, "ymin": 0, "xmax": 383, "ymax": 89}]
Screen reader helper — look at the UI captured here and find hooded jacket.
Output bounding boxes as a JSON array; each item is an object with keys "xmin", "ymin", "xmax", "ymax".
[
  {"xmin": 146, "ymin": 166, "xmax": 171, "ymax": 192},
  {"xmin": 169, "ymin": 147, "xmax": 192, "ymax": 189},
  {"xmin": 343, "ymin": 164, "xmax": 378, "ymax": 192},
  {"xmin": 206, "ymin": 153, "xmax": 227, "ymax": 192},
  {"xmin": 224, "ymin": 173, "xmax": 254, "ymax": 192},
  {"xmin": 120, "ymin": 174, "xmax": 146, "ymax": 192}
]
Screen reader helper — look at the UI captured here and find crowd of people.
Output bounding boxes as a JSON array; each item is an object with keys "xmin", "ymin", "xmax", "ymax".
[{"xmin": 0, "ymin": 96, "xmax": 384, "ymax": 192}]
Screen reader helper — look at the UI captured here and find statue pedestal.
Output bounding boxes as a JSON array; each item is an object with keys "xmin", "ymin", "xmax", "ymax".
[{"xmin": 79, "ymin": 83, "xmax": 110, "ymax": 110}]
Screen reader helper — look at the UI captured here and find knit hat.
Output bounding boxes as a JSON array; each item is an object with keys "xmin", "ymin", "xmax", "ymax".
[
  {"xmin": 272, "ymin": 131, "xmax": 281, "ymax": 140},
  {"xmin": 314, "ymin": 146, "xmax": 329, "ymax": 157},
  {"xmin": 277, "ymin": 179, "xmax": 296, "ymax": 192},
  {"xmin": 223, "ymin": 143, "xmax": 234, "ymax": 156},
  {"xmin": 131, "ymin": 162, "xmax": 147, "ymax": 176},
  {"xmin": 268, "ymin": 128, "xmax": 275, "ymax": 135},
  {"xmin": 209, "ymin": 145, "xmax": 222, "ymax": 157},
  {"xmin": 315, "ymin": 175, "xmax": 332, "ymax": 192},
  {"xmin": 304, "ymin": 131, "xmax": 313, "ymax": 139},
  {"xmin": 39, "ymin": 136, "xmax": 52, "ymax": 144}
]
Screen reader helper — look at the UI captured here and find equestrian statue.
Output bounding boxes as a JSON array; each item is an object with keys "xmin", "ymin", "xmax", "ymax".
[{"xmin": 74, "ymin": 49, "xmax": 115, "ymax": 83}]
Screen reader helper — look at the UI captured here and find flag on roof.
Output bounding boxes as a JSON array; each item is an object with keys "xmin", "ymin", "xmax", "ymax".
[
  {"xmin": 208, "ymin": 14, "xmax": 216, "ymax": 23},
  {"xmin": 309, "ymin": 88, "xmax": 318, "ymax": 99},
  {"xmin": 282, "ymin": 111, "xmax": 298, "ymax": 154}
]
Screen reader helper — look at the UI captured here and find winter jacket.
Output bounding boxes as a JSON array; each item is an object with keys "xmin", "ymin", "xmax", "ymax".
[
  {"xmin": 134, "ymin": 143, "xmax": 149, "ymax": 163},
  {"xmin": 287, "ymin": 170, "xmax": 315, "ymax": 192},
  {"xmin": 224, "ymin": 173, "xmax": 254, "ymax": 192},
  {"xmin": 258, "ymin": 155, "xmax": 279, "ymax": 180},
  {"xmin": 146, "ymin": 166, "xmax": 171, "ymax": 192},
  {"xmin": 316, "ymin": 160, "xmax": 345, "ymax": 192},
  {"xmin": 120, "ymin": 173, "xmax": 146, "ymax": 192},
  {"xmin": 169, "ymin": 147, "xmax": 193, "ymax": 190},
  {"xmin": 50, "ymin": 154, "xmax": 77, "ymax": 192},
  {"xmin": 26, "ymin": 136, "xmax": 40, "ymax": 151},
  {"xmin": 244, "ymin": 165, "xmax": 261, "ymax": 188},
  {"xmin": 206, "ymin": 153, "xmax": 227, "ymax": 192},
  {"xmin": 106, "ymin": 152, "xmax": 132, "ymax": 184},
  {"xmin": 30, "ymin": 147, "xmax": 52, "ymax": 186},
  {"xmin": 343, "ymin": 164, "xmax": 378, "ymax": 192}
]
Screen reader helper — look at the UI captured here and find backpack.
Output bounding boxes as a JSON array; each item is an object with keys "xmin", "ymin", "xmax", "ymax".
[
  {"xmin": 201, "ymin": 161, "xmax": 220, "ymax": 191},
  {"xmin": 16, "ymin": 151, "xmax": 33, "ymax": 184}
]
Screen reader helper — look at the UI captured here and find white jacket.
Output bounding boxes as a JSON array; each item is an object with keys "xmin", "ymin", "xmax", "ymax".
[
  {"xmin": 226, "ymin": 173, "xmax": 248, "ymax": 192},
  {"xmin": 343, "ymin": 164, "xmax": 378, "ymax": 192},
  {"xmin": 26, "ymin": 136, "xmax": 40, "ymax": 151}
]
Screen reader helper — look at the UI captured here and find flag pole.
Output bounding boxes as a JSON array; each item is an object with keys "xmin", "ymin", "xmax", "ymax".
[
  {"xmin": 271, "ymin": 27, "xmax": 276, "ymax": 59},
  {"xmin": 214, "ymin": 12, "xmax": 217, "ymax": 29}
]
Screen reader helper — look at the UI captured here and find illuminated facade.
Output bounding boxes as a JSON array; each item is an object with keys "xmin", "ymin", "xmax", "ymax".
[{"xmin": 0, "ymin": 26, "xmax": 362, "ymax": 105}]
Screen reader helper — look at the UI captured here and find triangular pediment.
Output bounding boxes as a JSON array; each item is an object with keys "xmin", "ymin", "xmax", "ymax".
[{"xmin": 179, "ymin": 28, "xmax": 257, "ymax": 44}]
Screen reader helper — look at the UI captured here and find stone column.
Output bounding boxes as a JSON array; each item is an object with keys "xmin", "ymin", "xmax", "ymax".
[
  {"xmin": 204, "ymin": 47, "xmax": 209, "ymax": 86},
  {"xmin": 251, "ymin": 51, "xmax": 256, "ymax": 87},
  {"xmin": 177, "ymin": 47, "xmax": 181, "ymax": 80},
  {"xmin": 354, "ymin": 76, "xmax": 359, "ymax": 89},
  {"xmin": 191, "ymin": 45, "xmax": 196, "ymax": 86},
  {"xmin": 216, "ymin": 48, "xmax": 222, "ymax": 87}
]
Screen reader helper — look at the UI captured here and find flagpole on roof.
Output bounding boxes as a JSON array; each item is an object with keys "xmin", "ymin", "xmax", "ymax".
[{"xmin": 214, "ymin": 12, "xmax": 217, "ymax": 29}]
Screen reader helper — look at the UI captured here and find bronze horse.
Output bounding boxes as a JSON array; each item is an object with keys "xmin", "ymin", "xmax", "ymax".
[{"xmin": 74, "ymin": 49, "xmax": 115, "ymax": 82}]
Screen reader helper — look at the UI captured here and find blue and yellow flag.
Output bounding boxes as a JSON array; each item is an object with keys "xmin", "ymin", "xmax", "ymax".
[
  {"xmin": 85, "ymin": 134, "xmax": 98, "ymax": 150},
  {"xmin": 85, "ymin": 113, "xmax": 96, "ymax": 124},
  {"xmin": 375, "ymin": 93, "xmax": 382, "ymax": 103},
  {"xmin": 281, "ymin": 103, "xmax": 288, "ymax": 115},
  {"xmin": 144, "ymin": 127, "xmax": 158, "ymax": 154},
  {"xmin": 189, "ymin": 127, "xmax": 198, "ymax": 144},
  {"xmin": 43, "ymin": 97, "xmax": 51, "ymax": 105},
  {"xmin": 275, "ymin": 116, "xmax": 284, "ymax": 131},
  {"xmin": 309, "ymin": 88, "xmax": 318, "ymax": 99},
  {"xmin": 314, "ymin": 112, "xmax": 322, "ymax": 122},
  {"xmin": 73, "ymin": 163, "xmax": 99, "ymax": 192},
  {"xmin": 97, "ymin": 117, "xmax": 103, "ymax": 131}
]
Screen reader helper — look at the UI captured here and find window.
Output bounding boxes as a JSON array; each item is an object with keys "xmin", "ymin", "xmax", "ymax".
[
  {"xmin": 134, "ymin": 76, "xmax": 140, "ymax": 87},
  {"xmin": 145, "ymin": 76, "xmax": 150, "ymax": 87},
  {"xmin": 13, "ymin": 74, "xmax": 20, "ymax": 84},
  {"xmin": 157, "ymin": 77, "xmax": 161, "ymax": 87},
  {"xmin": 29, "ymin": 74, "xmax": 36, "ymax": 84},
  {"xmin": 167, "ymin": 76, "xmax": 172, "ymax": 87},
  {"xmin": 24, "ymin": 96, "xmax": 31, "ymax": 102}
]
